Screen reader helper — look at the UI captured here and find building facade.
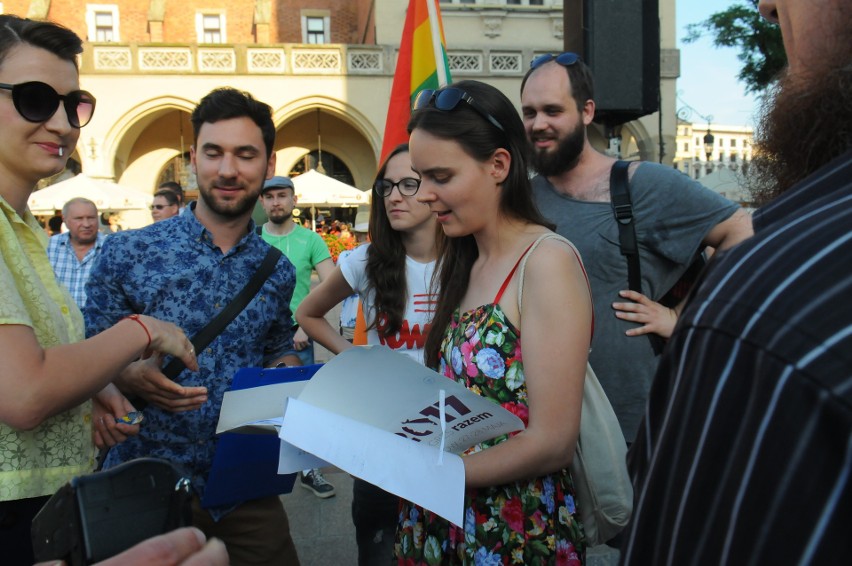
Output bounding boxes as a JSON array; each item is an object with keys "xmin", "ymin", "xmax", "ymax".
[
  {"xmin": 674, "ymin": 121, "xmax": 754, "ymax": 178},
  {"xmin": 3, "ymin": 0, "xmax": 679, "ymax": 225},
  {"xmin": 672, "ymin": 120, "xmax": 755, "ymax": 206}
]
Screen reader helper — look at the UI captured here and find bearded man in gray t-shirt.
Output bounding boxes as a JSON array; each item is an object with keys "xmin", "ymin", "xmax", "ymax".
[{"xmin": 520, "ymin": 56, "xmax": 753, "ymax": 443}]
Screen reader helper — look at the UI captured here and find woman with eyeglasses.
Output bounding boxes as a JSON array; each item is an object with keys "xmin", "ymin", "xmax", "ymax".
[
  {"xmin": 151, "ymin": 188, "xmax": 181, "ymax": 222},
  {"xmin": 297, "ymin": 143, "xmax": 441, "ymax": 566},
  {"xmin": 0, "ymin": 16, "xmax": 201, "ymax": 564},
  {"xmin": 394, "ymin": 80, "xmax": 591, "ymax": 564}
]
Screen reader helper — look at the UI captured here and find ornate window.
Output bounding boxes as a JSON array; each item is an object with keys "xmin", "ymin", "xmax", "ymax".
[
  {"xmin": 86, "ymin": 5, "xmax": 120, "ymax": 42},
  {"xmin": 196, "ymin": 12, "xmax": 226, "ymax": 44},
  {"xmin": 302, "ymin": 13, "xmax": 330, "ymax": 44}
]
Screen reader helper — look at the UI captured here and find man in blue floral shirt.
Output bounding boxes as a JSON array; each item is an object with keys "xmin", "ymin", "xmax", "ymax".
[{"xmin": 84, "ymin": 88, "xmax": 300, "ymax": 566}]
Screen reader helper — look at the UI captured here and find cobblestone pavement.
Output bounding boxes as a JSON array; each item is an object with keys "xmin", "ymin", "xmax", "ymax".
[{"xmin": 281, "ymin": 469, "xmax": 358, "ymax": 566}]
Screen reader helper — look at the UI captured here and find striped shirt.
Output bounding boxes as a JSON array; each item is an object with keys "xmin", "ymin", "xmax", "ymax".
[
  {"xmin": 621, "ymin": 150, "xmax": 852, "ymax": 565},
  {"xmin": 46, "ymin": 231, "xmax": 107, "ymax": 307}
]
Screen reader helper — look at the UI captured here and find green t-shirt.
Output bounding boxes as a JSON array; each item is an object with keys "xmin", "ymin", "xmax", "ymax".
[{"xmin": 260, "ymin": 223, "xmax": 331, "ymax": 322}]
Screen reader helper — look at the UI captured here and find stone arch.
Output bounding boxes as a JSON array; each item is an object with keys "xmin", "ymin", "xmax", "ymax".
[
  {"xmin": 622, "ymin": 119, "xmax": 657, "ymax": 162},
  {"xmin": 271, "ymin": 96, "xmax": 381, "ymax": 190},
  {"xmin": 103, "ymin": 96, "xmax": 196, "ymax": 192}
]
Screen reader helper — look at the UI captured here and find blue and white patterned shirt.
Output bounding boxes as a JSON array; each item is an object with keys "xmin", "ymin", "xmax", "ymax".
[
  {"xmin": 83, "ymin": 206, "xmax": 296, "ymax": 515},
  {"xmin": 47, "ymin": 231, "xmax": 107, "ymax": 307}
]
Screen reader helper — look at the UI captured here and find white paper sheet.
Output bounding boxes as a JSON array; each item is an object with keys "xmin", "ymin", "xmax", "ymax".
[
  {"xmin": 292, "ymin": 346, "xmax": 524, "ymax": 454},
  {"xmin": 217, "ymin": 380, "xmax": 307, "ymax": 434},
  {"xmin": 280, "ymin": 397, "xmax": 466, "ymax": 526}
]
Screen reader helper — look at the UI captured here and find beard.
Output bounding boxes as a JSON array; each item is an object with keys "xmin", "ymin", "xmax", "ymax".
[
  {"xmin": 267, "ymin": 208, "xmax": 293, "ymax": 225},
  {"xmin": 198, "ymin": 179, "xmax": 260, "ymax": 219},
  {"xmin": 529, "ymin": 120, "xmax": 586, "ymax": 176},
  {"xmin": 748, "ymin": 43, "xmax": 852, "ymax": 205}
]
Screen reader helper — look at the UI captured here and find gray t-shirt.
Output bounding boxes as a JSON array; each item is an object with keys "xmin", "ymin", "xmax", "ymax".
[{"xmin": 532, "ymin": 162, "xmax": 740, "ymax": 441}]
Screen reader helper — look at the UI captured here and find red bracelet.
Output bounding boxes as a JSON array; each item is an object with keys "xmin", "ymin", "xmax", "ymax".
[{"xmin": 123, "ymin": 314, "xmax": 152, "ymax": 350}]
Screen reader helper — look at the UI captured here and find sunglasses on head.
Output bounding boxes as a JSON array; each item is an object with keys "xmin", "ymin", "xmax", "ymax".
[
  {"xmin": 530, "ymin": 52, "xmax": 582, "ymax": 70},
  {"xmin": 412, "ymin": 88, "xmax": 505, "ymax": 132},
  {"xmin": 0, "ymin": 81, "xmax": 96, "ymax": 128},
  {"xmin": 374, "ymin": 177, "xmax": 421, "ymax": 198}
]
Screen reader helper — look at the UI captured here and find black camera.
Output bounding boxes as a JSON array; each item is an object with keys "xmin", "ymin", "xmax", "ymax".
[{"xmin": 31, "ymin": 458, "xmax": 192, "ymax": 565}]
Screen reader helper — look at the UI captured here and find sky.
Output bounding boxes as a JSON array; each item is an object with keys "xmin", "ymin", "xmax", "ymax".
[{"xmin": 675, "ymin": 0, "xmax": 764, "ymax": 128}]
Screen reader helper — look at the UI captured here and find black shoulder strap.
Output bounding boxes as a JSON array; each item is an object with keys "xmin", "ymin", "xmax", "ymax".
[
  {"xmin": 161, "ymin": 245, "xmax": 283, "ymax": 379},
  {"xmin": 255, "ymin": 225, "xmax": 263, "ymax": 236},
  {"xmin": 610, "ymin": 160, "xmax": 642, "ymax": 293},
  {"xmin": 610, "ymin": 161, "xmax": 667, "ymax": 355}
]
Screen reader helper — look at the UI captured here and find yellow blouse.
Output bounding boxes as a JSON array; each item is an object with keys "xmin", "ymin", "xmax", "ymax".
[{"xmin": 0, "ymin": 197, "xmax": 94, "ymax": 501}]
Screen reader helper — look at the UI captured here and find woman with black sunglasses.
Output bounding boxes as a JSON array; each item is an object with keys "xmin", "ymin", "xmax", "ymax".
[
  {"xmin": 0, "ymin": 16, "xmax": 202, "ymax": 564},
  {"xmin": 297, "ymin": 144, "xmax": 441, "ymax": 566},
  {"xmin": 395, "ymin": 79, "xmax": 591, "ymax": 564}
]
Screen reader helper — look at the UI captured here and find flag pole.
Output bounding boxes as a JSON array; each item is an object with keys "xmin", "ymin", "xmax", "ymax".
[{"xmin": 426, "ymin": 0, "xmax": 449, "ymax": 87}]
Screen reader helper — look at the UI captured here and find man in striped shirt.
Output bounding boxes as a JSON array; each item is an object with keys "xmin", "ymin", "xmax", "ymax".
[
  {"xmin": 622, "ymin": 0, "xmax": 852, "ymax": 563},
  {"xmin": 46, "ymin": 197, "xmax": 106, "ymax": 307}
]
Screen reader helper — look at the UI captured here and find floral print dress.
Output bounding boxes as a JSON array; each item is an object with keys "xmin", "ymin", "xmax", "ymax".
[{"xmin": 395, "ymin": 245, "xmax": 586, "ymax": 565}]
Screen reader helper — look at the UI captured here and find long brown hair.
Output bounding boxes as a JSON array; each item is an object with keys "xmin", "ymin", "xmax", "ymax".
[
  {"xmin": 365, "ymin": 143, "xmax": 441, "ymax": 336},
  {"xmin": 411, "ymin": 80, "xmax": 553, "ymax": 369}
]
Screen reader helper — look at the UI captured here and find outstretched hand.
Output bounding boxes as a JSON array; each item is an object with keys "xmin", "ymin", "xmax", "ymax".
[
  {"xmin": 137, "ymin": 315, "xmax": 199, "ymax": 372},
  {"xmin": 612, "ymin": 290, "xmax": 678, "ymax": 339},
  {"xmin": 115, "ymin": 356, "xmax": 208, "ymax": 412}
]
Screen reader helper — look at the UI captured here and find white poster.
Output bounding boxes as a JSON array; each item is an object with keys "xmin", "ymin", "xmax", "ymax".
[{"xmin": 218, "ymin": 346, "xmax": 525, "ymax": 525}]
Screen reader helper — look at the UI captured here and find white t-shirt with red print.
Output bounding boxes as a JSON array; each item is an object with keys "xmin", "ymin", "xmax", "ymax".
[{"xmin": 339, "ymin": 243, "xmax": 437, "ymax": 365}]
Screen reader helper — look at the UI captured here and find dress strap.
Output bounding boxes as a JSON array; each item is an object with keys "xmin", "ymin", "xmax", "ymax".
[{"xmin": 492, "ymin": 240, "xmax": 537, "ymax": 305}]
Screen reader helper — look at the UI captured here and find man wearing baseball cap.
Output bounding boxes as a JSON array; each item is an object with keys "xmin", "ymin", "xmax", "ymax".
[{"xmin": 258, "ymin": 175, "xmax": 336, "ymax": 498}]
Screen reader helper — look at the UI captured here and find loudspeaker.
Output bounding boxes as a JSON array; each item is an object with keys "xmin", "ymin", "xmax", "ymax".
[{"xmin": 571, "ymin": 0, "xmax": 660, "ymax": 126}]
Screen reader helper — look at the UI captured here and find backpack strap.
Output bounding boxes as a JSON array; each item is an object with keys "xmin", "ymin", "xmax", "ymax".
[
  {"xmin": 610, "ymin": 160, "xmax": 642, "ymax": 293},
  {"xmin": 516, "ymin": 233, "xmax": 594, "ymax": 339},
  {"xmin": 610, "ymin": 161, "xmax": 666, "ymax": 355}
]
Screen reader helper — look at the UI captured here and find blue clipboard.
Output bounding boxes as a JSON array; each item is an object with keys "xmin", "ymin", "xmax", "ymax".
[{"xmin": 202, "ymin": 364, "xmax": 321, "ymax": 508}]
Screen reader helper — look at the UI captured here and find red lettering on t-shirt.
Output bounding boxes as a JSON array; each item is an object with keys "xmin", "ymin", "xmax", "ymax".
[{"xmin": 376, "ymin": 318, "xmax": 432, "ymax": 350}]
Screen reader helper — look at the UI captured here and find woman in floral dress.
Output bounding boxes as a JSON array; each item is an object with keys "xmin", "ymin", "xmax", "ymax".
[{"xmin": 395, "ymin": 80, "xmax": 592, "ymax": 564}]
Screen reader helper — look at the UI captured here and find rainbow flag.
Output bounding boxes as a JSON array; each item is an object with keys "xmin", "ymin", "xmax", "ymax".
[{"xmin": 381, "ymin": 0, "xmax": 452, "ymax": 162}]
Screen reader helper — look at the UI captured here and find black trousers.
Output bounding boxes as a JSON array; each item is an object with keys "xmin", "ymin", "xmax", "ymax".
[{"xmin": 351, "ymin": 478, "xmax": 399, "ymax": 566}]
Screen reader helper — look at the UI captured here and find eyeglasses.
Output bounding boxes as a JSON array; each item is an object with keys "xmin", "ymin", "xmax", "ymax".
[
  {"xmin": 374, "ymin": 177, "xmax": 421, "ymax": 198},
  {"xmin": 530, "ymin": 52, "xmax": 582, "ymax": 70},
  {"xmin": 150, "ymin": 204, "xmax": 175, "ymax": 211},
  {"xmin": 0, "ymin": 81, "xmax": 96, "ymax": 128},
  {"xmin": 412, "ymin": 88, "xmax": 505, "ymax": 132}
]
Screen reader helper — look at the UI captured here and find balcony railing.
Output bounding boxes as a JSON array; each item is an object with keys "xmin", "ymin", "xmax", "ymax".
[{"xmin": 81, "ymin": 43, "xmax": 530, "ymax": 77}]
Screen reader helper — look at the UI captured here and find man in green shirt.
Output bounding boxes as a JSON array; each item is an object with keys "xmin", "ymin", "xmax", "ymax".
[
  {"xmin": 259, "ymin": 176, "xmax": 334, "ymax": 362},
  {"xmin": 258, "ymin": 175, "xmax": 336, "ymax": 498}
]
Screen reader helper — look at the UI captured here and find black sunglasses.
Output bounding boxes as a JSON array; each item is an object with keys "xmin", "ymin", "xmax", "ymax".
[
  {"xmin": 530, "ymin": 52, "xmax": 582, "ymax": 70},
  {"xmin": 412, "ymin": 88, "xmax": 505, "ymax": 132},
  {"xmin": 150, "ymin": 204, "xmax": 176, "ymax": 210},
  {"xmin": 0, "ymin": 81, "xmax": 96, "ymax": 128},
  {"xmin": 374, "ymin": 177, "xmax": 421, "ymax": 198}
]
